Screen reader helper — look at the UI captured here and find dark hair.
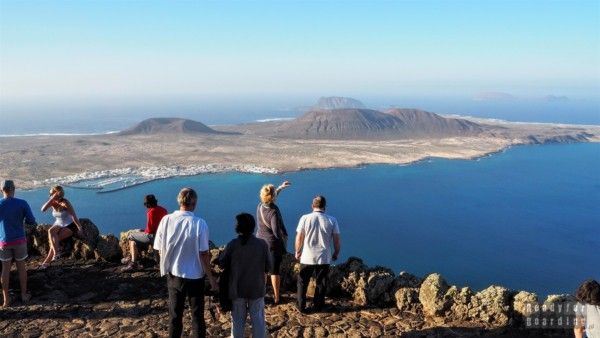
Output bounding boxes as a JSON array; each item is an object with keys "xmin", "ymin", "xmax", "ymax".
[
  {"xmin": 144, "ymin": 194, "xmax": 158, "ymax": 207},
  {"xmin": 576, "ymin": 279, "xmax": 600, "ymax": 306},
  {"xmin": 312, "ymin": 195, "xmax": 326, "ymax": 209},
  {"xmin": 235, "ymin": 213, "xmax": 255, "ymax": 244}
]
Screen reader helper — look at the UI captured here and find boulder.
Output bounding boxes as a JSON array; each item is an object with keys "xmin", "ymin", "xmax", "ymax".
[
  {"xmin": 328, "ymin": 257, "xmax": 368, "ymax": 297},
  {"xmin": 468, "ymin": 285, "xmax": 512, "ymax": 326},
  {"xmin": 542, "ymin": 294, "xmax": 576, "ymax": 316},
  {"xmin": 513, "ymin": 291, "xmax": 538, "ymax": 321},
  {"xmin": 419, "ymin": 273, "xmax": 452, "ymax": 318},
  {"xmin": 25, "ymin": 224, "xmax": 51, "ymax": 256},
  {"xmin": 364, "ymin": 267, "xmax": 396, "ymax": 306},
  {"xmin": 448, "ymin": 286, "xmax": 474, "ymax": 320},
  {"xmin": 395, "ymin": 287, "xmax": 419, "ymax": 311},
  {"xmin": 279, "ymin": 252, "xmax": 298, "ymax": 291},
  {"xmin": 26, "ymin": 218, "xmax": 100, "ymax": 259},
  {"xmin": 393, "ymin": 271, "xmax": 423, "ymax": 289},
  {"xmin": 95, "ymin": 234, "xmax": 122, "ymax": 262},
  {"xmin": 70, "ymin": 218, "xmax": 101, "ymax": 260},
  {"xmin": 353, "ymin": 273, "xmax": 368, "ymax": 306},
  {"xmin": 76, "ymin": 218, "xmax": 100, "ymax": 248}
]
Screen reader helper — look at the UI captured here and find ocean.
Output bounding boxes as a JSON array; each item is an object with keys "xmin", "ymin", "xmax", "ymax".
[
  {"xmin": 1, "ymin": 97, "xmax": 599, "ymax": 136},
  {"xmin": 16, "ymin": 142, "xmax": 600, "ymax": 297}
]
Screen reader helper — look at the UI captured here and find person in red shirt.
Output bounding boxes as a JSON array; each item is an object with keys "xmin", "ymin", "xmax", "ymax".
[{"xmin": 122, "ymin": 194, "xmax": 167, "ymax": 271}]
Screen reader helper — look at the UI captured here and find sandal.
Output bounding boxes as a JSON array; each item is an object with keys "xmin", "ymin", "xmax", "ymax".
[
  {"xmin": 37, "ymin": 263, "xmax": 49, "ymax": 270},
  {"xmin": 52, "ymin": 252, "xmax": 63, "ymax": 261}
]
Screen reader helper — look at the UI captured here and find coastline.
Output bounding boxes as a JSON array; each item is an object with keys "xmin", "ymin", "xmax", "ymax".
[
  {"xmin": 22, "ymin": 140, "xmax": 592, "ymax": 193},
  {"xmin": 1, "ymin": 116, "xmax": 599, "ymax": 191}
]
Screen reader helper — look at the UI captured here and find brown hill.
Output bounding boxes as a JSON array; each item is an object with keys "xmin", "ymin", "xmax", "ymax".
[
  {"xmin": 273, "ymin": 108, "xmax": 484, "ymax": 139},
  {"xmin": 118, "ymin": 118, "xmax": 236, "ymax": 136},
  {"xmin": 383, "ymin": 108, "xmax": 483, "ymax": 137}
]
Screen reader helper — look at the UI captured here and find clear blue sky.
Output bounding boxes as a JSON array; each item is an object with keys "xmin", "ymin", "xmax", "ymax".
[{"xmin": 1, "ymin": 0, "xmax": 599, "ymax": 103}]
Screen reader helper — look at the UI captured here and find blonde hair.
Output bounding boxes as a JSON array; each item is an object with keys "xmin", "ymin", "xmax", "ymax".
[
  {"xmin": 49, "ymin": 185, "xmax": 65, "ymax": 198},
  {"xmin": 177, "ymin": 187, "xmax": 197, "ymax": 208},
  {"xmin": 260, "ymin": 184, "xmax": 276, "ymax": 204}
]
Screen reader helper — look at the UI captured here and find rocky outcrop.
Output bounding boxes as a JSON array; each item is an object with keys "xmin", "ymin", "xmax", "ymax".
[
  {"xmin": 513, "ymin": 290, "xmax": 538, "ymax": 323},
  {"xmin": 21, "ymin": 219, "xmax": 567, "ymax": 335},
  {"xmin": 419, "ymin": 273, "xmax": 452, "ymax": 318},
  {"xmin": 95, "ymin": 235, "xmax": 122, "ymax": 262},
  {"xmin": 468, "ymin": 286, "xmax": 512, "ymax": 326},
  {"xmin": 26, "ymin": 218, "xmax": 99, "ymax": 259},
  {"xmin": 395, "ymin": 287, "xmax": 419, "ymax": 312}
]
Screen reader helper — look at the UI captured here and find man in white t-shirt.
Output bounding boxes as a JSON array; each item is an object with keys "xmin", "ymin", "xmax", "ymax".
[
  {"xmin": 294, "ymin": 195, "xmax": 341, "ymax": 313},
  {"xmin": 153, "ymin": 187, "xmax": 217, "ymax": 338}
]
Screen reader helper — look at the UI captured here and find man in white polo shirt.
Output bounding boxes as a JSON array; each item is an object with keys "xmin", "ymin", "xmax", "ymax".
[
  {"xmin": 153, "ymin": 187, "xmax": 217, "ymax": 338},
  {"xmin": 294, "ymin": 195, "xmax": 341, "ymax": 313}
]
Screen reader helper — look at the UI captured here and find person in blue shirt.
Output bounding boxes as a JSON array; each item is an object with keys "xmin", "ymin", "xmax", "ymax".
[{"xmin": 0, "ymin": 180, "xmax": 36, "ymax": 307}]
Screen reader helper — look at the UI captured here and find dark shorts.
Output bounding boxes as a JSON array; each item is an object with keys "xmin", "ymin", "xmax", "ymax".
[
  {"xmin": 268, "ymin": 247, "xmax": 283, "ymax": 275},
  {"xmin": 64, "ymin": 222, "xmax": 78, "ymax": 234}
]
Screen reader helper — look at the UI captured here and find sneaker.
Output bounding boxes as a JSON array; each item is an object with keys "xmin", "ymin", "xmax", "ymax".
[{"xmin": 121, "ymin": 256, "xmax": 131, "ymax": 264}]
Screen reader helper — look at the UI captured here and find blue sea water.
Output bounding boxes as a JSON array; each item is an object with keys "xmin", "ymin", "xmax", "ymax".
[{"xmin": 18, "ymin": 143, "xmax": 600, "ymax": 297}]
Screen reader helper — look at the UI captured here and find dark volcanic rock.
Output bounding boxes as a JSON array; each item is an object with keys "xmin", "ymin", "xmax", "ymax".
[
  {"xmin": 384, "ymin": 108, "xmax": 483, "ymax": 137},
  {"xmin": 275, "ymin": 108, "xmax": 484, "ymax": 140}
]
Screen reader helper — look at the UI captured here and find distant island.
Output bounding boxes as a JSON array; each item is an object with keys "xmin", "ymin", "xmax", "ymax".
[
  {"xmin": 117, "ymin": 117, "xmax": 238, "ymax": 136},
  {"xmin": 1, "ymin": 96, "xmax": 598, "ymax": 190}
]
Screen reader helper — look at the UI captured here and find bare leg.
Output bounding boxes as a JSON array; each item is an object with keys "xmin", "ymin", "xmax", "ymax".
[
  {"xmin": 129, "ymin": 240, "xmax": 139, "ymax": 263},
  {"xmin": 41, "ymin": 247, "xmax": 55, "ymax": 265},
  {"xmin": 42, "ymin": 226, "xmax": 60, "ymax": 265},
  {"xmin": 271, "ymin": 274, "xmax": 281, "ymax": 303},
  {"xmin": 1, "ymin": 260, "xmax": 11, "ymax": 307},
  {"xmin": 15, "ymin": 260, "xmax": 28, "ymax": 301},
  {"xmin": 50, "ymin": 227, "xmax": 63, "ymax": 254}
]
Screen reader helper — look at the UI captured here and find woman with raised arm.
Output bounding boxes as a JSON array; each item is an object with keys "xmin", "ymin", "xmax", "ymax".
[
  {"xmin": 256, "ymin": 181, "xmax": 290, "ymax": 305},
  {"xmin": 38, "ymin": 185, "xmax": 82, "ymax": 269}
]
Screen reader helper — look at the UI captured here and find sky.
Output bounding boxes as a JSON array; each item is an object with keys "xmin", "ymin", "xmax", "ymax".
[{"xmin": 0, "ymin": 0, "xmax": 599, "ymax": 125}]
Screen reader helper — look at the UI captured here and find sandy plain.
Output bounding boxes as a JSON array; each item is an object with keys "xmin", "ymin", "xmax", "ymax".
[{"xmin": 1, "ymin": 118, "xmax": 598, "ymax": 190}]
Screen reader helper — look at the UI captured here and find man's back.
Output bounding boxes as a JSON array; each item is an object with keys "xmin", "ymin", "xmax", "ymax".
[
  {"xmin": 154, "ymin": 210, "xmax": 209, "ymax": 279},
  {"xmin": 297, "ymin": 211, "xmax": 340, "ymax": 265},
  {"xmin": 0, "ymin": 197, "xmax": 35, "ymax": 244}
]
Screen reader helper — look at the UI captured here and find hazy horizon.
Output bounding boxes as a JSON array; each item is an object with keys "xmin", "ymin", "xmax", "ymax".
[
  {"xmin": 1, "ymin": 1, "xmax": 599, "ymax": 131},
  {"xmin": 2, "ymin": 3, "xmax": 599, "ymax": 93}
]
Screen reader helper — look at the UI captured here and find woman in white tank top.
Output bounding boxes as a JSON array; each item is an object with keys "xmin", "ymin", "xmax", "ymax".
[{"xmin": 38, "ymin": 185, "xmax": 82, "ymax": 269}]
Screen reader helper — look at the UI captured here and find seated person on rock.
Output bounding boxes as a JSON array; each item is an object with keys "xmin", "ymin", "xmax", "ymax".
[
  {"xmin": 39, "ymin": 185, "xmax": 82, "ymax": 269},
  {"xmin": 122, "ymin": 194, "xmax": 167, "ymax": 271}
]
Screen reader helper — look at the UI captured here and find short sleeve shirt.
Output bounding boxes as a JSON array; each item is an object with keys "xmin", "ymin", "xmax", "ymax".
[
  {"xmin": 153, "ymin": 210, "xmax": 209, "ymax": 279},
  {"xmin": 296, "ymin": 211, "xmax": 340, "ymax": 265},
  {"xmin": 0, "ymin": 197, "xmax": 36, "ymax": 247},
  {"xmin": 145, "ymin": 206, "xmax": 167, "ymax": 235}
]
